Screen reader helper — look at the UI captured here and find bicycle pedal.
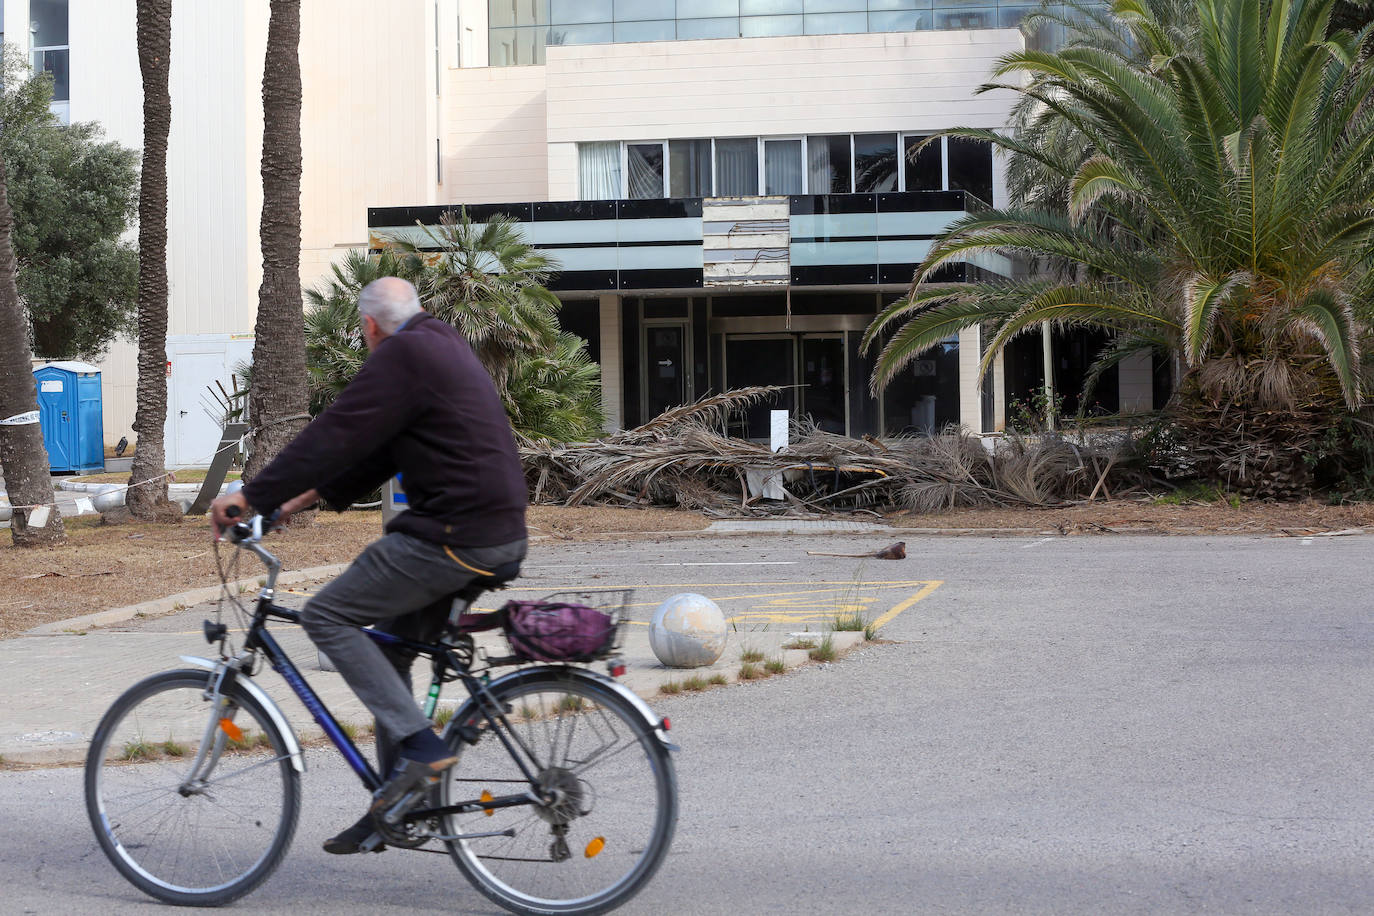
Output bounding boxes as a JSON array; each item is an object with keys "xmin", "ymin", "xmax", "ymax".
[
  {"xmin": 357, "ymin": 832, "xmax": 386, "ymax": 853},
  {"xmin": 451, "ymin": 723, "xmax": 481, "ymax": 746}
]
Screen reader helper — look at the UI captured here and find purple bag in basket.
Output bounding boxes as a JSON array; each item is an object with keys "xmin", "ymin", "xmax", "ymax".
[{"xmin": 502, "ymin": 600, "xmax": 617, "ymax": 663}]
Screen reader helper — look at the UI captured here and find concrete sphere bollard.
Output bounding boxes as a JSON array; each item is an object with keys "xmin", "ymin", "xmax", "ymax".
[
  {"xmin": 93, "ymin": 485, "xmax": 126, "ymax": 513},
  {"xmin": 0, "ymin": 500, "xmax": 10, "ymax": 523},
  {"xmin": 649, "ymin": 593, "xmax": 727, "ymax": 668}
]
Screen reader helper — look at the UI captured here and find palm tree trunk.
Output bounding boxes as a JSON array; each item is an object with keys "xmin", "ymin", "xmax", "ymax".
[
  {"xmin": 244, "ymin": 0, "xmax": 309, "ymax": 483},
  {"xmin": 0, "ymin": 157, "xmax": 65, "ymax": 546},
  {"xmin": 126, "ymin": 0, "xmax": 173, "ymax": 520}
]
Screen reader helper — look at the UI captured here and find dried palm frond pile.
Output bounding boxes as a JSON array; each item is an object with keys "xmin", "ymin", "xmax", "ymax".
[{"xmin": 520, "ymin": 388, "xmax": 1149, "ymax": 516}]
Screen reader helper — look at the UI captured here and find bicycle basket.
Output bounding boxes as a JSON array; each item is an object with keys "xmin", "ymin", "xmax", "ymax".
[{"xmin": 500, "ymin": 590, "xmax": 632, "ymax": 663}]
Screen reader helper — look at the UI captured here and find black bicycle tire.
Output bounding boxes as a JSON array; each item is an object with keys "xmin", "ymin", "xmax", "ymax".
[
  {"xmin": 440, "ymin": 668, "xmax": 678, "ymax": 916},
  {"xmin": 84, "ymin": 669, "xmax": 302, "ymax": 907}
]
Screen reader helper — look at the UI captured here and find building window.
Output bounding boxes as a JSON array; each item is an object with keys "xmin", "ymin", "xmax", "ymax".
[
  {"xmin": 31, "ymin": 0, "xmax": 70, "ymax": 103},
  {"xmin": 853, "ymin": 133, "xmax": 897, "ymax": 192},
  {"xmin": 807, "ymin": 134, "xmax": 852, "ymax": 194},
  {"xmin": 669, "ymin": 139, "xmax": 712, "ymax": 197},
  {"xmin": 903, "ymin": 135, "xmax": 942, "ymax": 191},
  {"xmin": 627, "ymin": 142, "xmax": 666, "ymax": 198},
  {"xmin": 947, "ymin": 136, "xmax": 993, "ymax": 206},
  {"xmin": 764, "ymin": 139, "xmax": 804, "ymax": 195},
  {"xmin": 579, "ymin": 142, "xmax": 623, "ymax": 199},
  {"xmin": 714, "ymin": 138, "xmax": 760, "ymax": 196}
]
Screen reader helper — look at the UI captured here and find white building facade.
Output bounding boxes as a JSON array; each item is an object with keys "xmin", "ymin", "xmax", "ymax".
[
  {"xmin": 7, "ymin": 0, "xmax": 1154, "ymax": 461},
  {"xmin": 4, "ymin": 0, "xmax": 441, "ymax": 464}
]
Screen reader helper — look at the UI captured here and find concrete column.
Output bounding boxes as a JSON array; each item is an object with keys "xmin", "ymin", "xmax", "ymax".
[
  {"xmin": 598, "ymin": 293, "xmax": 623, "ymax": 432},
  {"xmin": 1118, "ymin": 351, "xmax": 1153, "ymax": 414},
  {"xmin": 958, "ymin": 325, "xmax": 982, "ymax": 433}
]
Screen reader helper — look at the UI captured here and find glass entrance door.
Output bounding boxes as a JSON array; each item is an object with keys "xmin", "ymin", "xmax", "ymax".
[
  {"xmin": 799, "ymin": 335, "xmax": 846, "ymax": 433},
  {"xmin": 644, "ymin": 324, "xmax": 687, "ymax": 420},
  {"xmin": 724, "ymin": 335, "xmax": 796, "ymax": 438}
]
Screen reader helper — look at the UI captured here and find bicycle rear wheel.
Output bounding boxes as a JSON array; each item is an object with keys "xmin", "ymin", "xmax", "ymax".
[
  {"xmin": 440, "ymin": 668, "xmax": 677, "ymax": 916},
  {"xmin": 84, "ymin": 669, "xmax": 301, "ymax": 907}
]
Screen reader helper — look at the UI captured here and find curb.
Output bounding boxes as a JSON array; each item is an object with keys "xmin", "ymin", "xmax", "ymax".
[{"xmin": 23, "ymin": 563, "xmax": 351, "ymax": 637}]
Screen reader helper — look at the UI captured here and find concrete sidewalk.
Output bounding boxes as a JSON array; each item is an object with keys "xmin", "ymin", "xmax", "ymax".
[{"xmin": 1, "ymin": 567, "xmax": 862, "ymax": 766}]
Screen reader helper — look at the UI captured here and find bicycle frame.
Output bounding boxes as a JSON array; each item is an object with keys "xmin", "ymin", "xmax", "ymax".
[{"xmin": 216, "ymin": 531, "xmax": 559, "ymax": 822}]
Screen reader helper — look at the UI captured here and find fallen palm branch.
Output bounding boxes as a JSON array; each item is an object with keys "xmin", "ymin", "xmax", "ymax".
[{"xmin": 520, "ymin": 389, "xmax": 1149, "ymax": 516}]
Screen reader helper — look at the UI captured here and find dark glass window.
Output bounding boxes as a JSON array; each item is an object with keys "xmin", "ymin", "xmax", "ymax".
[
  {"xmin": 628, "ymin": 143, "xmax": 666, "ymax": 198},
  {"xmin": 807, "ymin": 135, "xmax": 852, "ymax": 193},
  {"xmin": 677, "ymin": 0, "xmax": 740, "ymax": 16},
  {"xmin": 764, "ymin": 139, "xmax": 804, "ymax": 195},
  {"xmin": 669, "ymin": 139, "xmax": 713, "ymax": 197},
  {"xmin": 615, "ymin": 19, "xmax": 675, "ymax": 41},
  {"xmin": 853, "ymin": 133, "xmax": 898, "ymax": 192},
  {"xmin": 489, "ymin": 26, "xmax": 546, "ymax": 65},
  {"xmin": 947, "ymin": 137, "xmax": 994, "ymax": 206},
  {"xmin": 903, "ymin": 135, "xmax": 942, "ymax": 191}
]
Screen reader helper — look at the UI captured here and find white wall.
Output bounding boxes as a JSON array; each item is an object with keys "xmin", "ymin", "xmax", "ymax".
[
  {"xmin": 440, "ymin": 29, "xmax": 1022, "ymax": 207},
  {"xmin": 298, "ymin": 0, "xmax": 435, "ymax": 289},
  {"xmin": 440, "ymin": 64, "xmax": 549, "ymax": 204},
  {"xmin": 544, "ymin": 31, "xmax": 1022, "ymax": 143}
]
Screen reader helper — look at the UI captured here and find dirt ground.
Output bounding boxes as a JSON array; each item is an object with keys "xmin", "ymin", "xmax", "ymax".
[{"xmin": 1, "ymin": 500, "xmax": 1369, "ymax": 640}]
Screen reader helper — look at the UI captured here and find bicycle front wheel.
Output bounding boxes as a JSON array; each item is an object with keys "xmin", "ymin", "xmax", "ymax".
[
  {"xmin": 84, "ymin": 669, "xmax": 301, "ymax": 907},
  {"xmin": 440, "ymin": 668, "xmax": 678, "ymax": 916}
]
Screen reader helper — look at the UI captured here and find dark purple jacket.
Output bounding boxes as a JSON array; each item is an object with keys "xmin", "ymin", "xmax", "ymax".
[{"xmin": 242, "ymin": 312, "xmax": 527, "ymax": 548}]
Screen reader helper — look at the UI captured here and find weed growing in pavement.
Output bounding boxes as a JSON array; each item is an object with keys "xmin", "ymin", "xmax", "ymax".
[
  {"xmin": 808, "ymin": 634, "xmax": 837, "ymax": 663},
  {"xmin": 680, "ymin": 675, "xmax": 710, "ymax": 692},
  {"xmin": 708, "ymin": 674, "xmax": 727, "ymax": 686},
  {"xmin": 764, "ymin": 658, "xmax": 786, "ymax": 675},
  {"xmin": 740, "ymin": 648, "xmax": 765, "ymax": 663},
  {"xmin": 832, "ymin": 609, "xmax": 868, "ymax": 632},
  {"xmin": 738, "ymin": 661, "xmax": 762, "ymax": 680},
  {"xmin": 863, "ymin": 620, "xmax": 880, "ymax": 641},
  {"xmin": 782, "ymin": 637, "xmax": 817, "ymax": 651},
  {"xmin": 658, "ymin": 680, "xmax": 683, "ymax": 696},
  {"xmin": 121, "ymin": 739, "xmax": 155, "ymax": 761},
  {"xmin": 433, "ymin": 706, "xmax": 456, "ymax": 729},
  {"xmin": 159, "ymin": 739, "xmax": 187, "ymax": 757}
]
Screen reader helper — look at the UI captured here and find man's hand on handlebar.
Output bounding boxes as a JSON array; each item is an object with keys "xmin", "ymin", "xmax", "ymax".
[{"xmin": 210, "ymin": 492, "xmax": 249, "ymax": 538}]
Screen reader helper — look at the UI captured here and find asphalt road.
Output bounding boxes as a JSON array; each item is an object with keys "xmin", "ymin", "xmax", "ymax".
[{"xmin": 6, "ymin": 531, "xmax": 1374, "ymax": 914}]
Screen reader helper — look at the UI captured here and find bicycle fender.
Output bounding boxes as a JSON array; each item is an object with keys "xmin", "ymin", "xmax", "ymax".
[
  {"xmin": 477, "ymin": 666, "xmax": 679, "ymax": 752},
  {"xmin": 178, "ymin": 656, "xmax": 306, "ymax": 773}
]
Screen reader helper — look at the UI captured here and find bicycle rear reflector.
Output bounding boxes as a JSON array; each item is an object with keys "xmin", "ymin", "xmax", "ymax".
[
  {"xmin": 585, "ymin": 837, "xmax": 605, "ymax": 859},
  {"xmin": 219, "ymin": 718, "xmax": 244, "ymax": 742}
]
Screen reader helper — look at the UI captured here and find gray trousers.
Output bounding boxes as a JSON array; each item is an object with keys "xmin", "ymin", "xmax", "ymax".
[{"xmin": 301, "ymin": 532, "xmax": 526, "ymax": 771}]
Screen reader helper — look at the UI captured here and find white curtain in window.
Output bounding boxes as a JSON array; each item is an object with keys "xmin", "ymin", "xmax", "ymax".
[
  {"xmin": 807, "ymin": 137, "xmax": 832, "ymax": 194},
  {"xmin": 627, "ymin": 143, "xmax": 665, "ymax": 199},
  {"xmin": 579, "ymin": 142, "xmax": 622, "ymax": 199},
  {"xmin": 765, "ymin": 140, "xmax": 803, "ymax": 195},
  {"xmin": 714, "ymin": 138, "xmax": 759, "ymax": 196}
]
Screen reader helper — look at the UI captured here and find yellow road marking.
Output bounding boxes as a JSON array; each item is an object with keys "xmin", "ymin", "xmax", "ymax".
[{"xmin": 871, "ymin": 580, "xmax": 943, "ymax": 629}]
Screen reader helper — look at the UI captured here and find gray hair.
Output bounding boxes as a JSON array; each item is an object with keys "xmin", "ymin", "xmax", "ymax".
[{"xmin": 358, "ymin": 276, "xmax": 424, "ymax": 335}]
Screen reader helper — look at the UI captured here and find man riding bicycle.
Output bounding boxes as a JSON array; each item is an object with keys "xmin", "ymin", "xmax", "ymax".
[{"xmin": 210, "ymin": 276, "xmax": 528, "ymax": 855}]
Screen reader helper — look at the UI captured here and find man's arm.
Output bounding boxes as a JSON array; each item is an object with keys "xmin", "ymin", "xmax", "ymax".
[
  {"xmin": 316, "ymin": 447, "xmax": 397, "ymax": 511},
  {"xmin": 241, "ymin": 338, "xmax": 423, "ymax": 512}
]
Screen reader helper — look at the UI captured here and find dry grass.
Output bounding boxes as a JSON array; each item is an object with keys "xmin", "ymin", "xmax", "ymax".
[{"xmin": 0, "ymin": 505, "xmax": 703, "ymax": 640}]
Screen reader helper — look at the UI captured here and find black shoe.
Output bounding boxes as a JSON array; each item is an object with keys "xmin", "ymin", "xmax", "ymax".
[
  {"xmin": 369, "ymin": 754, "xmax": 459, "ymax": 822},
  {"xmin": 323, "ymin": 812, "xmax": 385, "ymax": 855}
]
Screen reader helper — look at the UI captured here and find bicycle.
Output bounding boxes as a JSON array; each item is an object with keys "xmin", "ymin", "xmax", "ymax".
[{"xmin": 83, "ymin": 512, "xmax": 679, "ymax": 914}]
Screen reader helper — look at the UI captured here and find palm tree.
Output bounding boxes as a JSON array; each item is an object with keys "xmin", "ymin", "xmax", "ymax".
[
  {"xmin": 302, "ymin": 249, "xmax": 423, "ymax": 415},
  {"xmin": 306, "ymin": 224, "xmax": 603, "ymax": 442},
  {"xmin": 864, "ymin": 0, "xmax": 1374, "ymax": 492},
  {"xmin": 126, "ymin": 0, "xmax": 173, "ymax": 520},
  {"xmin": 400, "ymin": 210, "xmax": 562, "ymax": 395},
  {"xmin": 503, "ymin": 331, "xmax": 605, "ymax": 443},
  {"xmin": 0, "ymin": 156, "xmax": 65, "ymax": 545},
  {"xmin": 244, "ymin": 0, "xmax": 308, "ymax": 481}
]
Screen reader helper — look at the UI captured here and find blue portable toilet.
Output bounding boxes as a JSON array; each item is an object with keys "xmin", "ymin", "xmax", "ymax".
[{"xmin": 33, "ymin": 362, "xmax": 105, "ymax": 473}]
